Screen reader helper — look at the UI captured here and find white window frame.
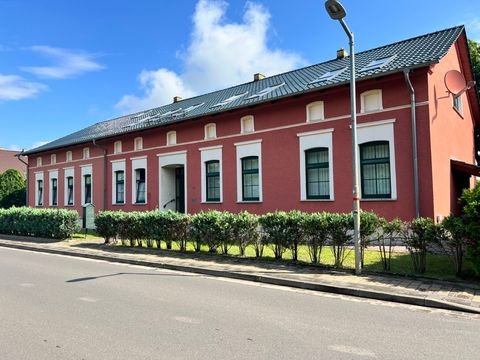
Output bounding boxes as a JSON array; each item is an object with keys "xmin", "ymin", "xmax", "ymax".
[
  {"xmin": 51, "ymin": 154, "xmax": 56, "ymax": 165},
  {"xmin": 134, "ymin": 137, "xmax": 143, "ymax": 151},
  {"xmin": 166, "ymin": 131, "xmax": 177, "ymax": 146},
  {"xmin": 241, "ymin": 115, "xmax": 255, "ymax": 134},
  {"xmin": 453, "ymin": 94, "xmax": 463, "ymax": 116},
  {"xmin": 111, "ymin": 160, "xmax": 126, "ymax": 205},
  {"xmin": 83, "ymin": 147, "xmax": 90, "ymax": 159},
  {"xmin": 306, "ymin": 101, "xmax": 325, "ymax": 122},
  {"xmin": 35, "ymin": 172, "xmax": 44, "ymax": 206},
  {"xmin": 235, "ymin": 140, "xmax": 262, "ymax": 202},
  {"xmin": 114, "ymin": 141, "xmax": 122, "ymax": 154},
  {"xmin": 48, "ymin": 170, "xmax": 58, "ymax": 206},
  {"xmin": 36, "ymin": 157, "xmax": 42, "ymax": 167},
  {"xmin": 298, "ymin": 129, "xmax": 334, "ymax": 201},
  {"xmin": 81, "ymin": 165, "xmax": 93, "ymax": 206},
  {"xmin": 204, "ymin": 123, "xmax": 217, "ymax": 140},
  {"xmin": 357, "ymin": 119, "xmax": 397, "ymax": 200},
  {"xmin": 64, "ymin": 167, "xmax": 75, "ymax": 206},
  {"xmin": 360, "ymin": 89, "xmax": 383, "ymax": 113},
  {"xmin": 200, "ymin": 146, "xmax": 223, "ymax": 203},
  {"xmin": 131, "ymin": 157, "xmax": 147, "ymax": 204},
  {"xmin": 66, "ymin": 151, "xmax": 72, "ymax": 162}
]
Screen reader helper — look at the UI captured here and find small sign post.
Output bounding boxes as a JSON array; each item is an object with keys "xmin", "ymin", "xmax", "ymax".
[{"xmin": 82, "ymin": 203, "xmax": 96, "ymax": 238}]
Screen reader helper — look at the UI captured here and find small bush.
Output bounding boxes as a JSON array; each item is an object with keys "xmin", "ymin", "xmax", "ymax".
[
  {"xmin": 378, "ymin": 218, "xmax": 403, "ymax": 271},
  {"xmin": 94, "ymin": 211, "xmax": 123, "ymax": 243},
  {"xmin": 189, "ymin": 211, "xmax": 224, "ymax": 253},
  {"xmin": 328, "ymin": 213, "xmax": 353, "ymax": 267},
  {"xmin": 404, "ymin": 217, "xmax": 438, "ymax": 273},
  {"xmin": 231, "ymin": 211, "xmax": 259, "ymax": 256},
  {"xmin": 303, "ymin": 212, "xmax": 329, "ymax": 264}
]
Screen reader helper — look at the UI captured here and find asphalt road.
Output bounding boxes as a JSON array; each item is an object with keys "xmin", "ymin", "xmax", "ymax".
[{"xmin": 1, "ymin": 247, "xmax": 479, "ymax": 360}]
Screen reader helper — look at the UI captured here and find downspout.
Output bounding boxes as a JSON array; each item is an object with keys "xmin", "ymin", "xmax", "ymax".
[
  {"xmin": 404, "ymin": 69, "xmax": 420, "ymax": 218},
  {"xmin": 16, "ymin": 151, "xmax": 29, "ymax": 206},
  {"xmin": 92, "ymin": 139, "xmax": 108, "ymax": 211}
]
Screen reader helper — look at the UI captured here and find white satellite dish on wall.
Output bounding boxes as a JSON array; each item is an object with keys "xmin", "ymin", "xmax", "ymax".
[{"xmin": 444, "ymin": 70, "xmax": 476, "ymax": 97}]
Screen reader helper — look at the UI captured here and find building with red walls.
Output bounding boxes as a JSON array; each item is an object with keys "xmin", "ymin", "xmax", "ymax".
[
  {"xmin": 0, "ymin": 149, "xmax": 26, "ymax": 176},
  {"xmin": 22, "ymin": 26, "xmax": 480, "ymax": 221}
]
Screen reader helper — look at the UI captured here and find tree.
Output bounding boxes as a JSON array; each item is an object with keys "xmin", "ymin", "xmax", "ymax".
[
  {"xmin": 0, "ymin": 169, "xmax": 26, "ymax": 208},
  {"xmin": 468, "ymin": 39, "xmax": 480, "ymax": 86}
]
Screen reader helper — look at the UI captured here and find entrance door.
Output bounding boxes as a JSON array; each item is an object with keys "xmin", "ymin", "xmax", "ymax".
[{"xmin": 175, "ymin": 167, "xmax": 185, "ymax": 213}]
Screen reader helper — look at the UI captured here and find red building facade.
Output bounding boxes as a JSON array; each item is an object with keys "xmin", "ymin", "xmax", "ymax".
[{"xmin": 23, "ymin": 26, "xmax": 479, "ymax": 221}]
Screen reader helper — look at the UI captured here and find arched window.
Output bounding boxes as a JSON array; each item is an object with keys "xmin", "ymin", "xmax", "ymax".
[
  {"xmin": 360, "ymin": 89, "xmax": 383, "ymax": 113},
  {"xmin": 306, "ymin": 101, "xmax": 325, "ymax": 122},
  {"xmin": 204, "ymin": 123, "xmax": 217, "ymax": 139},
  {"xmin": 241, "ymin": 115, "xmax": 255, "ymax": 133},
  {"xmin": 166, "ymin": 131, "xmax": 177, "ymax": 146}
]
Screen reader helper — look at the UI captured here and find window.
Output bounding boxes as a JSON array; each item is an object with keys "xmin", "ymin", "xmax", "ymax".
[
  {"xmin": 306, "ymin": 101, "xmax": 325, "ymax": 122},
  {"xmin": 241, "ymin": 156, "xmax": 259, "ymax": 201},
  {"xmin": 166, "ymin": 131, "xmax": 177, "ymax": 146},
  {"xmin": 83, "ymin": 147, "xmax": 90, "ymax": 159},
  {"xmin": 37, "ymin": 180, "xmax": 43, "ymax": 206},
  {"xmin": 84, "ymin": 174, "xmax": 92, "ymax": 204},
  {"xmin": 134, "ymin": 137, "xmax": 143, "ymax": 151},
  {"xmin": 135, "ymin": 169, "xmax": 146, "ymax": 203},
  {"xmin": 51, "ymin": 178, "xmax": 58, "ymax": 206},
  {"xmin": 360, "ymin": 141, "xmax": 391, "ymax": 199},
  {"xmin": 36, "ymin": 157, "xmax": 42, "ymax": 167},
  {"xmin": 305, "ymin": 148, "xmax": 329, "ymax": 199},
  {"xmin": 241, "ymin": 116, "xmax": 254, "ymax": 133},
  {"xmin": 453, "ymin": 95, "xmax": 463, "ymax": 115},
  {"xmin": 66, "ymin": 176, "xmax": 74, "ymax": 205},
  {"xmin": 360, "ymin": 55, "xmax": 396, "ymax": 72},
  {"xmin": 66, "ymin": 151, "xmax": 72, "ymax": 162},
  {"xmin": 309, "ymin": 68, "xmax": 346, "ymax": 84},
  {"xmin": 115, "ymin": 171, "xmax": 125, "ymax": 204},
  {"xmin": 114, "ymin": 141, "xmax": 122, "ymax": 154},
  {"xmin": 247, "ymin": 83, "xmax": 285, "ymax": 99},
  {"xmin": 204, "ymin": 123, "xmax": 216, "ymax": 139},
  {"xmin": 361, "ymin": 89, "xmax": 383, "ymax": 113},
  {"xmin": 206, "ymin": 161, "xmax": 220, "ymax": 201},
  {"xmin": 51, "ymin": 154, "xmax": 56, "ymax": 165}
]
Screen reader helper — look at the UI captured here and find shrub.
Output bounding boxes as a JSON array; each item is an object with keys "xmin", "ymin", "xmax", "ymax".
[
  {"xmin": 459, "ymin": 184, "xmax": 480, "ymax": 276},
  {"xmin": 0, "ymin": 207, "xmax": 79, "ymax": 239},
  {"xmin": 116, "ymin": 212, "xmax": 149, "ymax": 247},
  {"xmin": 259, "ymin": 211, "xmax": 291, "ymax": 260},
  {"xmin": 189, "ymin": 211, "xmax": 224, "ymax": 253},
  {"xmin": 0, "ymin": 169, "xmax": 26, "ymax": 209},
  {"xmin": 439, "ymin": 215, "xmax": 471, "ymax": 276},
  {"xmin": 94, "ymin": 211, "xmax": 122, "ymax": 244},
  {"xmin": 404, "ymin": 217, "xmax": 438, "ymax": 273},
  {"xmin": 150, "ymin": 210, "xmax": 190, "ymax": 251},
  {"xmin": 359, "ymin": 211, "xmax": 381, "ymax": 266},
  {"xmin": 378, "ymin": 218, "xmax": 403, "ymax": 271},
  {"xmin": 328, "ymin": 213, "xmax": 353, "ymax": 267},
  {"xmin": 231, "ymin": 211, "xmax": 259, "ymax": 256},
  {"xmin": 303, "ymin": 212, "xmax": 329, "ymax": 264}
]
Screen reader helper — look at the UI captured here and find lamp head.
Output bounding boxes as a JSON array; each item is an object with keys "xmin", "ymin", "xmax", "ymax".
[{"xmin": 325, "ymin": 0, "xmax": 346, "ymax": 20}]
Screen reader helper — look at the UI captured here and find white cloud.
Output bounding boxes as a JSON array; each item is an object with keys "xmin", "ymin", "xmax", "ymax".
[
  {"xmin": 467, "ymin": 18, "xmax": 480, "ymax": 42},
  {"xmin": 116, "ymin": 0, "xmax": 304, "ymax": 113},
  {"xmin": 0, "ymin": 74, "xmax": 47, "ymax": 101},
  {"xmin": 28, "ymin": 140, "xmax": 50, "ymax": 150},
  {"xmin": 21, "ymin": 46, "xmax": 104, "ymax": 79}
]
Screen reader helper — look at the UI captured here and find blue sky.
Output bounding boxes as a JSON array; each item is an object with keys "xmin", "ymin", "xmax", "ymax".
[{"xmin": 1, "ymin": 0, "xmax": 479, "ymax": 151}]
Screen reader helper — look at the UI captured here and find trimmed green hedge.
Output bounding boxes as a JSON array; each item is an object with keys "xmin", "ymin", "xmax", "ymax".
[{"xmin": 0, "ymin": 207, "xmax": 80, "ymax": 239}]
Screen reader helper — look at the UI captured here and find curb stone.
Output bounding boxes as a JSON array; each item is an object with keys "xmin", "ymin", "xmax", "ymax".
[{"xmin": 1, "ymin": 241, "xmax": 479, "ymax": 315}]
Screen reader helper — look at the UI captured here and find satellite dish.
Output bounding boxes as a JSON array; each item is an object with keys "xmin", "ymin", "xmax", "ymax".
[{"xmin": 445, "ymin": 70, "xmax": 476, "ymax": 97}]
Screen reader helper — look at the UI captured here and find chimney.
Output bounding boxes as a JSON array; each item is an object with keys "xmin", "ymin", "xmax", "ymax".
[
  {"xmin": 253, "ymin": 73, "xmax": 266, "ymax": 81},
  {"xmin": 173, "ymin": 96, "xmax": 182, "ymax": 103},
  {"xmin": 336, "ymin": 48, "xmax": 348, "ymax": 59}
]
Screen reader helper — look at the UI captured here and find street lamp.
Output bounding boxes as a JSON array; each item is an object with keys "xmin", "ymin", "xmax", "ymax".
[{"xmin": 325, "ymin": 0, "xmax": 361, "ymax": 275}]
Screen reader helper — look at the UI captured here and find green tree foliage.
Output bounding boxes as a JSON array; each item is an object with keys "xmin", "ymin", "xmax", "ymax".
[
  {"xmin": 0, "ymin": 169, "xmax": 26, "ymax": 208},
  {"xmin": 468, "ymin": 39, "xmax": 480, "ymax": 87},
  {"xmin": 459, "ymin": 183, "xmax": 480, "ymax": 275}
]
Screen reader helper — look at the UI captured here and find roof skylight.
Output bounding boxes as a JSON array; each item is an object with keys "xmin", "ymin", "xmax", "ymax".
[
  {"xmin": 123, "ymin": 111, "xmax": 158, "ymax": 128},
  {"xmin": 210, "ymin": 92, "xmax": 248, "ymax": 108},
  {"xmin": 247, "ymin": 83, "xmax": 285, "ymax": 99},
  {"xmin": 309, "ymin": 68, "xmax": 347, "ymax": 84},
  {"xmin": 159, "ymin": 108, "xmax": 183, "ymax": 118},
  {"xmin": 360, "ymin": 55, "xmax": 396, "ymax": 72}
]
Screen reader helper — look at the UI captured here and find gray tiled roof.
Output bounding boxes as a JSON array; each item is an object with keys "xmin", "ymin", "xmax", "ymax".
[{"xmin": 25, "ymin": 25, "xmax": 464, "ymax": 155}]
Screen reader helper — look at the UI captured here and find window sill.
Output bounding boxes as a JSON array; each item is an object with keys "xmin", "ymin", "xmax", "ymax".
[
  {"xmin": 361, "ymin": 198, "xmax": 397, "ymax": 202},
  {"xmin": 112, "ymin": 203, "xmax": 125, "ymax": 206},
  {"xmin": 202, "ymin": 201, "xmax": 223, "ymax": 204},
  {"xmin": 133, "ymin": 202, "xmax": 147, "ymax": 206},
  {"xmin": 237, "ymin": 201, "xmax": 262, "ymax": 204},
  {"xmin": 65, "ymin": 205, "xmax": 75, "ymax": 207},
  {"xmin": 300, "ymin": 199, "xmax": 334, "ymax": 202}
]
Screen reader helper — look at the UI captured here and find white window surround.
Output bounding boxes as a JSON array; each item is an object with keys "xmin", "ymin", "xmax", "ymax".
[
  {"xmin": 235, "ymin": 139, "xmax": 262, "ymax": 202},
  {"xmin": 357, "ymin": 119, "xmax": 397, "ymax": 200},
  {"xmin": 297, "ymin": 129, "xmax": 334, "ymax": 201},
  {"xmin": 131, "ymin": 157, "xmax": 147, "ymax": 204},
  {"xmin": 66, "ymin": 151, "xmax": 72, "ymax": 162},
  {"xmin": 166, "ymin": 131, "xmax": 177, "ymax": 146},
  {"xmin": 81, "ymin": 165, "xmax": 93, "ymax": 206},
  {"xmin": 48, "ymin": 170, "xmax": 58, "ymax": 206},
  {"xmin": 35, "ymin": 172, "xmax": 44, "ymax": 206},
  {"xmin": 306, "ymin": 101, "xmax": 325, "ymax": 122},
  {"xmin": 453, "ymin": 94, "xmax": 463, "ymax": 116},
  {"xmin": 241, "ymin": 115, "xmax": 255, "ymax": 133},
  {"xmin": 111, "ymin": 160, "xmax": 126, "ymax": 205},
  {"xmin": 51, "ymin": 154, "xmax": 56, "ymax": 165},
  {"xmin": 64, "ymin": 167, "xmax": 74, "ymax": 206},
  {"xmin": 134, "ymin": 137, "xmax": 143, "ymax": 151},
  {"xmin": 204, "ymin": 123, "xmax": 217, "ymax": 140},
  {"xmin": 157, "ymin": 150, "xmax": 187, "ymax": 213},
  {"xmin": 200, "ymin": 146, "xmax": 223, "ymax": 203},
  {"xmin": 360, "ymin": 89, "xmax": 383, "ymax": 113},
  {"xmin": 114, "ymin": 141, "xmax": 122, "ymax": 154},
  {"xmin": 83, "ymin": 147, "xmax": 90, "ymax": 159},
  {"xmin": 36, "ymin": 157, "xmax": 42, "ymax": 167}
]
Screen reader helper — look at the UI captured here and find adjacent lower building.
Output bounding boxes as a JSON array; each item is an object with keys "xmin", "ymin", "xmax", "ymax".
[{"xmin": 22, "ymin": 26, "xmax": 480, "ymax": 221}]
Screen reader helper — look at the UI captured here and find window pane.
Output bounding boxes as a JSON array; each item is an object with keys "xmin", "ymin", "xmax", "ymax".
[{"xmin": 360, "ymin": 141, "xmax": 391, "ymax": 198}]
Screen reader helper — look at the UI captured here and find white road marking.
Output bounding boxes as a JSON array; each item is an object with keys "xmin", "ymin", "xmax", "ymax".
[
  {"xmin": 19, "ymin": 283, "xmax": 34, "ymax": 287},
  {"xmin": 78, "ymin": 297, "xmax": 98, "ymax": 303},
  {"xmin": 329, "ymin": 344, "xmax": 377, "ymax": 358}
]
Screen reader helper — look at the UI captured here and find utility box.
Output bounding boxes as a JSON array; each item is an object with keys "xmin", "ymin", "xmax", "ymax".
[{"xmin": 82, "ymin": 203, "xmax": 96, "ymax": 230}]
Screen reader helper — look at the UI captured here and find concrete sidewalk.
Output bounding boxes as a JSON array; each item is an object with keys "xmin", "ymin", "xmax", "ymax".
[{"xmin": 1, "ymin": 235, "xmax": 480, "ymax": 314}]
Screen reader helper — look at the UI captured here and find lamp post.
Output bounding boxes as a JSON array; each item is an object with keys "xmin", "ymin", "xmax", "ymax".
[{"xmin": 325, "ymin": 0, "xmax": 361, "ymax": 275}]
